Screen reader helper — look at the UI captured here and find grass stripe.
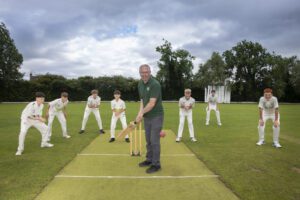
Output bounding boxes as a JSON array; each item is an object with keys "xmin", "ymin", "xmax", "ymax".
[
  {"xmin": 78, "ymin": 153, "xmax": 195, "ymax": 157},
  {"xmin": 55, "ymin": 175, "xmax": 219, "ymax": 179}
]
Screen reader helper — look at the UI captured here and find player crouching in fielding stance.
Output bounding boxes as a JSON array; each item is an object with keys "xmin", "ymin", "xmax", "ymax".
[
  {"xmin": 256, "ymin": 88, "xmax": 282, "ymax": 148},
  {"xmin": 176, "ymin": 89, "xmax": 197, "ymax": 142},
  {"xmin": 109, "ymin": 90, "xmax": 129, "ymax": 143},
  {"xmin": 16, "ymin": 92, "xmax": 53, "ymax": 155},
  {"xmin": 206, "ymin": 90, "xmax": 222, "ymax": 126},
  {"xmin": 46, "ymin": 92, "xmax": 71, "ymax": 142},
  {"xmin": 79, "ymin": 89, "xmax": 105, "ymax": 134}
]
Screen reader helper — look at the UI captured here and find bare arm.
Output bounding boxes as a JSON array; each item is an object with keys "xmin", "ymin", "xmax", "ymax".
[
  {"xmin": 135, "ymin": 100, "xmax": 144, "ymax": 123},
  {"xmin": 138, "ymin": 100, "xmax": 143, "ymax": 115},
  {"xmin": 273, "ymin": 108, "xmax": 279, "ymax": 127},
  {"xmin": 275, "ymin": 108, "xmax": 279, "ymax": 121},
  {"xmin": 142, "ymin": 98, "xmax": 157, "ymax": 114},
  {"xmin": 259, "ymin": 108, "xmax": 263, "ymax": 120},
  {"xmin": 135, "ymin": 98, "xmax": 157, "ymax": 123}
]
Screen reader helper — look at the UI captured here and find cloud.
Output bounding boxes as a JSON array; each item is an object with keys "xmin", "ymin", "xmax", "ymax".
[{"xmin": 0, "ymin": 0, "xmax": 299, "ymax": 79}]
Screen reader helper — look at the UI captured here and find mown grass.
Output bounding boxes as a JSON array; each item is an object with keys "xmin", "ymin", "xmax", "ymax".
[{"xmin": 0, "ymin": 102, "xmax": 299, "ymax": 200}]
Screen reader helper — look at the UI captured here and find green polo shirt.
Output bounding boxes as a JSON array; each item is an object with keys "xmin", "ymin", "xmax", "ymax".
[{"xmin": 138, "ymin": 76, "xmax": 164, "ymax": 118}]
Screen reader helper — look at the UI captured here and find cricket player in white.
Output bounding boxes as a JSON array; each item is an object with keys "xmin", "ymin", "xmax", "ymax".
[
  {"xmin": 46, "ymin": 92, "xmax": 70, "ymax": 141},
  {"xmin": 16, "ymin": 92, "xmax": 53, "ymax": 156},
  {"xmin": 79, "ymin": 89, "xmax": 105, "ymax": 134},
  {"xmin": 257, "ymin": 88, "xmax": 282, "ymax": 148},
  {"xmin": 109, "ymin": 90, "xmax": 129, "ymax": 143},
  {"xmin": 206, "ymin": 90, "xmax": 222, "ymax": 126},
  {"xmin": 176, "ymin": 89, "xmax": 197, "ymax": 142}
]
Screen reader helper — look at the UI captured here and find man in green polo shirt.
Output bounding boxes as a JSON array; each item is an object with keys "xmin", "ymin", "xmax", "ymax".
[{"xmin": 135, "ymin": 64, "xmax": 164, "ymax": 173}]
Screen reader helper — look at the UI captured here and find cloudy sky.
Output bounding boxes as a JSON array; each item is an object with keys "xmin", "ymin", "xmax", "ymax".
[{"xmin": 0, "ymin": 0, "xmax": 299, "ymax": 79}]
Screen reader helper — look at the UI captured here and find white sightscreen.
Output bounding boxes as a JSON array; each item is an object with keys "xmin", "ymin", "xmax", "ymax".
[{"xmin": 205, "ymin": 85, "xmax": 231, "ymax": 103}]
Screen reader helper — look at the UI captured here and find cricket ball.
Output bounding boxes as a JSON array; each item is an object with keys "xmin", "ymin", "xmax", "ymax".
[{"xmin": 160, "ymin": 131, "xmax": 166, "ymax": 138}]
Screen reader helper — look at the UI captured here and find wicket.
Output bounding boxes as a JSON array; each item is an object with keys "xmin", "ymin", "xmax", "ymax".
[{"xmin": 130, "ymin": 122, "xmax": 142, "ymax": 156}]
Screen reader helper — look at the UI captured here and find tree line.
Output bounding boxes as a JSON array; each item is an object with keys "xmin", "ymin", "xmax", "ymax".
[{"xmin": 1, "ymin": 22, "xmax": 300, "ymax": 102}]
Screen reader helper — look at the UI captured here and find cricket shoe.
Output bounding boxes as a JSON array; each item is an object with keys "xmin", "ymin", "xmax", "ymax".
[
  {"xmin": 15, "ymin": 150, "xmax": 22, "ymax": 156},
  {"xmin": 218, "ymin": 123, "xmax": 222, "ymax": 126},
  {"xmin": 272, "ymin": 142, "xmax": 282, "ymax": 148},
  {"xmin": 99, "ymin": 129, "xmax": 105, "ymax": 134},
  {"xmin": 78, "ymin": 130, "xmax": 85, "ymax": 134},
  {"xmin": 41, "ymin": 142, "xmax": 54, "ymax": 148},
  {"xmin": 109, "ymin": 138, "xmax": 115, "ymax": 143},
  {"xmin": 176, "ymin": 137, "xmax": 181, "ymax": 142},
  {"xmin": 256, "ymin": 140, "xmax": 265, "ymax": 146},
  {"xmin": 63, "ymin": 135, "xmax": 71, "ymax": 139},
  {"xmin": 205, "ymin": 122, "xmax": 209, "ymax": 126},
  {"xmin": 139, "ymin": 160, "xmax": 152, "ymax": 167},
  {"xmin": 146, "ymin": 165, "xmax": 161, "ymax": 174},
  {"xmin": 125, "ymin": 138, "xmax": 130, "ymax": 143},
  {"xmin": 191, "ymin": 137, "xmax": 197, "ymax": 142}
]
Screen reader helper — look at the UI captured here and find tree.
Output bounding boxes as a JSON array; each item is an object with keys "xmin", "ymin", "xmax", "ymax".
[
  {"xmin": 0, "ymin": 22, "xmax": 23, "ymax": 101},
  {"xmin": 264, "ymin": 55, "xmax": 297, "ymax": 99},
  {"xmin": 156, "ymin": 39, "xmax": 195, "ymax": 99},
  {"xmin": 223, "ymin": 40, "xmax": 270, "ymax": 101},
  {"xmin": 290, "ymin": 60, "xmax": 300, "ymax": 96},
  {"xmin": 194, "ymin": 52, "xmax": 228, "ymax": 88}
]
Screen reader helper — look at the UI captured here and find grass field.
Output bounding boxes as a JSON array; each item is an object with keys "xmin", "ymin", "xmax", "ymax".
[{"xmin": 0, "ymin": 102, "xmax": 299, "ymax": 200}]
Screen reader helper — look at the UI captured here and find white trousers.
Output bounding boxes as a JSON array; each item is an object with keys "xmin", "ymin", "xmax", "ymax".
[
  {"xmin": 81, "ymin": 108, "xmax": 103, "ymax": 130},
  {"xmin": 110, "ymin": 114, "xmax": 128, "ymax": 138},
  {"xmin": 17, "ymin": 119, "xmax": 48, "ymax": 152},
  {"xmin": 46, "ymin": 111, "xmax": 67, "ymax": 139},
  {"xmin": 177, "ymin": 111, "xmax": 195, "ymax": 138},
  {"xmin": 206, "ymin": 105, "xmax": 221, "ymax": 124},
  {"xmin": 258, "ymin": 114, "xmax": 280, "ymax": 143}
]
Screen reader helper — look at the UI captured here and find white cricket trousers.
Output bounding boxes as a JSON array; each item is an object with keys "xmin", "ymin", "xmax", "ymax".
[
  {"xmin": 17, "ymin": 119, "xmax": 48, "ymax": 152},
  {"xmin": 46, "ymin": 111, "xmax": 67, "ymax": 139},
  {"xmin": 81, "ymin": 108, "xmax": 103, "ymax": 130},
  {"xmin": 110, "ymin": 114, "xmax": 128, "ymax": 138},
  {"xmin": 258, "ymin": 114, "xmax": 280, "ymax": 143},
  {"xmin": 206, "ymin": 104, "xmax": 221, "ymax": 124},
  {"xmin": 177, "ymin": 111, "xmax": 195, "ymax": 138}
]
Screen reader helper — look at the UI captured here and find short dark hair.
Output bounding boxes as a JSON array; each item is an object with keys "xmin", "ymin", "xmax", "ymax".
[
  {"xmin": 35, "ymin": 92, "xmax": 45, "ymax": 98},
  {"xmin": 211, "ymin": 90, "xmax": 216, "ymax": 93},
  {"xmin": 114, "ymin": 90, "xmax": 121, "ymax": 95},
  {"xmin": 61, "ymin": 92, "xmax": 68, "ymax": 97}
]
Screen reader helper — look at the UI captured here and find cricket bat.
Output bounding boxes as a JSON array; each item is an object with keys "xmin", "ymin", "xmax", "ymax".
[{"xmin": 117, "ymin": 121, "xmax": 138, "ymax": 138}]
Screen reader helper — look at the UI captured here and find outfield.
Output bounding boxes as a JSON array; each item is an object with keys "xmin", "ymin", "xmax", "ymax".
[{"xmin": 0, "ymin": 102, "xmax": 299, "ymax": 200}]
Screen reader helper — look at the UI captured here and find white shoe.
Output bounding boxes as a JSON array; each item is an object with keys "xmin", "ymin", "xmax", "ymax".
[
  {"xmin": 273, "ymin": 142, "xmax": 282, "ymax": 148},
  {"xmin": 15, "ymin": 151, "xmax": 22, "ymax": 156},
  {"xmin": 176, "ymin": 137, "xmax": 181, "ymax": 142},
  {"xmin": 191, "ymin": 137, "xmax": 197, "ymax": 142},
  {"xmin": 256, "ymin": 140, "xmax": 265, "ymax": 146},
  {"xmin": 205, "ymin": 122, "xmax": 209, "ymax": 126},
  {"xmin": 41, "ymin": 143, "xmax": 54, "ymax": 148},
  {"xmin": 63, "ymin": 135, "xmax": 71, "ymax": 139},
  {"xmin": 218, "ymin": 123, "xmax": 222, "ymax": 126}
]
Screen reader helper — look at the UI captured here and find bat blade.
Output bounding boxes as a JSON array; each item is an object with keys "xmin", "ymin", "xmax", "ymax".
[{"xmin": 117, "ymin": 121, "xmax": 137, "ymax": 138}]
